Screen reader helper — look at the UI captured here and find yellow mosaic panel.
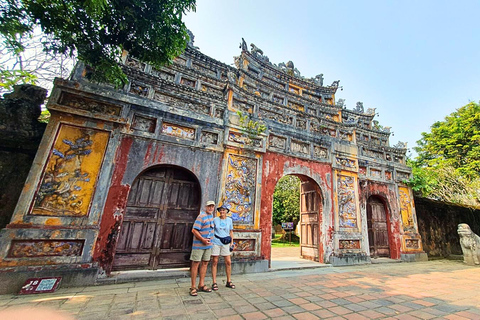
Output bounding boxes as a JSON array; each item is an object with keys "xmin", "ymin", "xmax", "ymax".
[
  {"xmin": 32, "ymin": 125, "xmax": 110, "ymax": 216},
  {"xmin": 399, "ymin": 186, "xmax": 415, "ymax": 232}
]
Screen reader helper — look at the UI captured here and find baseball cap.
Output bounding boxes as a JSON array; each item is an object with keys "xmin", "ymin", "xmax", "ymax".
[
  {"xmin": 206, "ymin": 200, "xmax": 215, "ymax": 206},
  {"xmin": 217, "ymin": 205, "xmax": 230, "ymax": 213}
]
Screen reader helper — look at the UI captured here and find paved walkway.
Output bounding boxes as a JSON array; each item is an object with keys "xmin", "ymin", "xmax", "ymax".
[{"xmin": 1, "ymin": 260, "xmax": 480, "ymax": 319}]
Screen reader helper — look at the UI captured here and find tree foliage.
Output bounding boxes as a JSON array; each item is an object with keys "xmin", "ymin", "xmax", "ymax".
[
  {"xmin": 414, "ymin": 102, "xmax": 480, "ymax": 178},
  {"xmin": 272, "ymin": 175, "xmax": 300, "ymax": 226},
  {"xmin": 0, "ymin": 0, "xmax": 196, "ymax": 88},
  {"xmin": 408, "ymin": 101, "xmax": 480, "ymax": 207},
  {"xmin": 0, "ymin": 31, "xmax": 74, "ymax": 94}
]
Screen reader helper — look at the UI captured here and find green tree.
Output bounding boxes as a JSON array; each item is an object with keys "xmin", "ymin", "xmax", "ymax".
[
  {"xmin": 408, "ymin": 101, "xmax": 480, "ymax": 207},
  {"xmin": 0, "ymin": 0, "xmax": 196, "ymax": 88},
  {"xmin": 272, "ymin": 175, "xmax": 300, "ymax": 226},
  {"xmin": 414, "ymin": 101, "xmax": 480, "ymax": 178}
]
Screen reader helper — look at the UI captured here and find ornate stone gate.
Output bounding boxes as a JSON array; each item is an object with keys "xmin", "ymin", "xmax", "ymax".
[{"xmin": 0, "ymin": 35, "xmax": 426, "ymax": 291}]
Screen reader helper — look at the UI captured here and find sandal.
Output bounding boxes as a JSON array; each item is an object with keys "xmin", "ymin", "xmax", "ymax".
[
  {"xmin": 226, "ymin": 281, "xmax": 236, "ymax": 289},
  {"xmin": 189, "ymin": 287, "xmax": 198, "ymax": 296},
  {"xmin": 198, "ymin": 285, "xmax": 212, "ymax": 292},
  {"xmin": 212, "ymin": 283, "xmax": 219, "ymax": 291}
]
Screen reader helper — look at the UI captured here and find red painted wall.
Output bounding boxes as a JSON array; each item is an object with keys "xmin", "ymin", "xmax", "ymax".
[{"xmin": 93, "ymin": 137, "xmax": 133, "ymax": 272}]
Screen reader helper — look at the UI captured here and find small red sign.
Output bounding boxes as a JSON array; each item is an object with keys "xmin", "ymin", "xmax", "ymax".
[{"xmin": 19, "ymin": 277, "xmax": 62, "ymax": 294}]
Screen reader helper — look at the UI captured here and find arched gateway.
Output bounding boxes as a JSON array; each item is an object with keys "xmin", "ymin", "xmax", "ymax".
[
  {"xmin": 0, "ymin": 34, "xmax": 427, "ymax": 289},
  {"xmin": 113, "ymin": 166, "xmax": 200, "ymax": 270}
]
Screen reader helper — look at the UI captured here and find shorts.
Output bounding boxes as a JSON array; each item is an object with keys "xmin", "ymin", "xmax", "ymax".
[
  {"xmin": 190, "ymin": 248, "xmax": 212, "ymax": 262},
  {"xmin": 212, "ymin": 244, "xmax": 231, "ymax": 256}
]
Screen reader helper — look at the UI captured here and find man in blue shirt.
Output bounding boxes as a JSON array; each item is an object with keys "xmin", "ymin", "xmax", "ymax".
[{"xmin": 189, "ymin": 200, "xmax": 215, "ymax": 296}]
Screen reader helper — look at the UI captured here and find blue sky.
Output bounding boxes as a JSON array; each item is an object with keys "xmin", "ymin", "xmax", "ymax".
[{"xmin": 183, "ymin": 1, "xmax": 480, "ymax": 157}]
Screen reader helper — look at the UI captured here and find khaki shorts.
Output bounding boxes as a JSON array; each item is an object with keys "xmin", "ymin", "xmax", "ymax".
[
  {"xmin": 212, "ymin": 244, "xmax": 231, "ymax": 256},
  {"xmin": 190, "ymin": 248, "xmax": 212, "ymax": 262}
]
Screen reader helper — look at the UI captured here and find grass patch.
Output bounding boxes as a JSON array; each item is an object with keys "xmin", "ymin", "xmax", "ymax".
[{"xmin": 271, "ymin": 233, "xmax": 300, "ymax": 247}]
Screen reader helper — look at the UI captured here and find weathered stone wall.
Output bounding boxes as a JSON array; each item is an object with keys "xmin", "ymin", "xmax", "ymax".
[
  {"xmin": 0, "ymin": 85, "xmax": 47, "ymax": 229},
  {"xmin": 415, "ymin": 196, "xmax": 480, "ymax": 258}
]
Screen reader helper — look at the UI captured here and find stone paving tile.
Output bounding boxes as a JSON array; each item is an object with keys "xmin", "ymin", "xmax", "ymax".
[
  {"xmin": 393, "ymin": 314, "xmax": 421, "ymax": 320},
  {"xmin": 329, "ymin": 305, "xmax": 353, "ymax": 316},
  {"xmin": 233, "ymin": 304, "xmax": 258, "ymax": 314},
  {"xmin": 330, "ymin": 298, "xmax": 352, "ymax": 306},
  {"xmin": 421, "ymin": 306, "xmax": 449, "ymax": 317},
  {"xmin": 254, "ymin": 301, "xmax": 277, "ymax": 310},
  {"xmin": 213, "ymin": 307, "xmax": 238, "ymax": 317},
  {"xmin": 342, "ymin": 313, "xmax": 370, "ymax": 320},
  {"xmin": 292, "ymin": 311, "xmax": 320, "ymax": 319},
  {"xmin": 406, "ymin": 310, "xmax": 437, "ymax": 319},
  {"xmin": 343, "ymin": 303, "xmax": 368, "ymax": 312},
  {"xmin": 242, "ymin": 311, "xmax": 269, "ymax": 320},
  {"xmin": 282, "ymin": 304, "xmax": 307, "ymax": 314},
  {"xmin": 289, "ymin": 297, "xmax": 310, "ymax": 305},
  {"xmin": 218, "ymin": 315, "xmax": 243, "ymax": 320},
  {"xmin": 374, "ymin": 306, "xmax": 400, "ymax": 316},
  {"xmin": 299, "ymin": 302, "xmax": 322, "ymax": 311},
  {"xmin": 264, "ymin": 307, "xmax": 288, "ymax": 317}
]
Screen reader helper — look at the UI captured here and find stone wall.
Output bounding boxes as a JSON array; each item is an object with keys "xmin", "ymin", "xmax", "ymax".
[
  {"xmin": 0, "ymin": 85, "xmax": 47, "ymax": 229},
  {"xmin": 415, "ymin": 196, "xmax": 480, "ymax": 258}
]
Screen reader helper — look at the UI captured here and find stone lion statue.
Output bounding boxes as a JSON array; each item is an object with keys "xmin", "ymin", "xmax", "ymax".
[{"xmin": 457, "ymin": 223, "xmax": 480, "ymax": 265}]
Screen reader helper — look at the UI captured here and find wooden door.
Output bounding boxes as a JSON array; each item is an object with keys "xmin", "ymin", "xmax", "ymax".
[
  {"xmin": 367, "ymin": 197, "xmax": 390, "ymax": 257},
  {"xmin": 300, "ymin": 180, "xmax": 320, "ymax": 261},
  {"xmin": 113, "ymin": 166, "xmax": 200, "ymax": 270}
]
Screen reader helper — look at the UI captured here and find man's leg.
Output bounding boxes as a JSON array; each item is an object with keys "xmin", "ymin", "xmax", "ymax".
[
  {"xmin": 198, "ymin": 260, "xmax": 209, "ymax": 288},
  {"xmin": 191, "ymin": 260, "xmax": 200, "ymax": 289}
]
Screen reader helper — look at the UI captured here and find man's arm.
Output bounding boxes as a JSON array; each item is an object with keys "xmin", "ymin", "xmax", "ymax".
[{"xmin": 192, "ymin": 228, "xmax": 210, "ymax": 245}]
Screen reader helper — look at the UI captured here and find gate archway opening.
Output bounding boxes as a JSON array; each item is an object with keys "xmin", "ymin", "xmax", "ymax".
[
  {"xmin": 113, "ymin": 165, "xmax": 201, "ymax": 271},
  {"xmin": 271, "ymin": 174, "xmax": 323, "ymax": 266},
  {"xmin": 367, "ymin": 196, "xmax": 390, "ymax": 258}
]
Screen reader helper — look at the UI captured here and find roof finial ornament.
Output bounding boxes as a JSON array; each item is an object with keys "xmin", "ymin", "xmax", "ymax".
[
  {"xmin": 250, "ymin": 43, "xmax": 264, "ymax": 56},
  {"xmin": 186, "ymin": 29, "xmax": 199, "ymax": 50},
  {"xmin": 240, "ymin": 38, "xmax": 248, "ymax": 52},
  {"xmin": 314, "ymin": 74, "xmax": 324, "ymax": 86},
  {"xmin": 354, "ymin": 102, "xmax": 364, "ymax": 113},
  {"xmin": 249, "ymin": 43, "xmax": 269, "ymax": 62}
]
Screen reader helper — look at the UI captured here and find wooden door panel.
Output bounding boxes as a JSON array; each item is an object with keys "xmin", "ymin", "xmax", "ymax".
[
  {"xmin": 124, "ymin": 207, "xmax": 158, "ymax": 219},
  {"xmin": 113, "ymin": 253, "xmax": 150, "ymax": 268},
  {"xmin": 300, "ymin": 181, "xmax": 321, "ymax": 261},
  {"xmin": 367, "ymin": 198, "xmax": 390, "ymax": 257},
  {"xmin": 116, "ymin": 221, "xmax": 130, "ymax": 250}
]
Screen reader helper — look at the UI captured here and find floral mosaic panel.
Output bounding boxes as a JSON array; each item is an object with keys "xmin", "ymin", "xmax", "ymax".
[
  {"xmin": 8, "ymin": 240, "xmax": 84, "ymax": 257},
  {"xmin": 32, "ymin": 125, "xmax": 110, "ymax": 216},
  {"xmin": 221, "ymin": 154, "xmax": 257, "ymax": 225},
  {"xmin": 233, "ymin": 239, "xmax": 255, "ymax": 251},
  {"xmin": 337, "ymin": 175, "xmax": 357, "ymax": 228},
  {"xmin": 335, "ymin": 157, "xmax": 357, "ymax": 170},
  {"xmin": 161, "ymin": 122, "xmax": 195, "ymax": 140},
  {"xmin": 405, "ymin": 238, "xmax": 420, "ymax": 249},
  {"xmin": 339, "ymin": 240, "xmax": 361, "ymax": 249}
]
